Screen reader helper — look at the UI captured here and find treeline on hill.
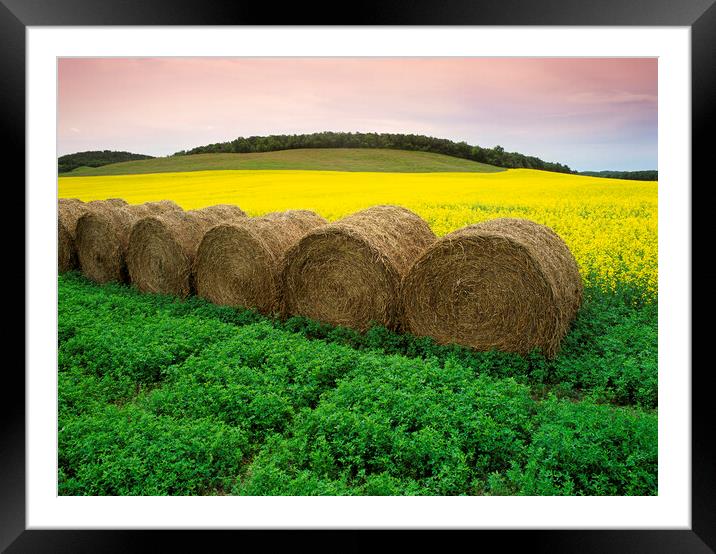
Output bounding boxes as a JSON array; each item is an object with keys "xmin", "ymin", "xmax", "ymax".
[
  {"xmin": 58, "ymin": 150, "xmax": 155, "ymax": 173},
  {"xmin": 578, "ymin": 170, "xmax": 658, "ymax": 181},
  {"xmin": 173, "ymin": 131, "xmax": 575, "ymax": 174}
]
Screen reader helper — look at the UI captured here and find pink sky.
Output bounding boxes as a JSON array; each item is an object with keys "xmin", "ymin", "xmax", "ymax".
[{"xmin": 58, "ymin": 57, "xmax": 657, "ymax": 171}]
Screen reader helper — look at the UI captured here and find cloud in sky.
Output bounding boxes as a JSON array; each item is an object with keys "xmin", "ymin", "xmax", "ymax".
[{"xmin": 58, "ymin": 57, "xmax": 657, "ymax": 171}]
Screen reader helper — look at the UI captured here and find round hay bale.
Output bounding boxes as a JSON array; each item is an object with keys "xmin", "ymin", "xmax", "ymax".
[
  {"xmin": 105, "ymin": 198, "xmax": 129, "ymax": 207},
  {"xmin": 401, "ymin": 218, "xmax": 583, "ymax": 358},
  {"xmin": 127, "ymin": 204, "xmax": 247, "ymax": 297},
  {"xmin": 195, "ymin": 210, "xmax": 327, "ymax": 314},
  {"xmin": 58, "ymin": 199, "xmax": 88, "ymax": 272},
  {"xmin": 280, "ymin": 205, "xmax": 436, "ymax": 331},
  {"xmin": 75, "ymin": 200, "xmax": 182, "ymax": 284}
]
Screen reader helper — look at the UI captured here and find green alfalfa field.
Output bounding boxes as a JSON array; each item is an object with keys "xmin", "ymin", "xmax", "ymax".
[{"xmin": 58, "ymin": 270, "xmax": 656, "ymax": 496}]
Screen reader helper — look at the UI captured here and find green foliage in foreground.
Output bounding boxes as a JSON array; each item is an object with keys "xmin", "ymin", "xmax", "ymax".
[
  {"xmin": 59, "ymin": 272, "xmax": 657, "ymax": 408},
  {"xmin": 239, "ymin": 390, "xmax": 656, "ymax": 496},
  {"xmin": 138, "ymin": 324, "xmax": 362, "ymax": 443},
  {"xmin": 496, "ymin": 397, "xmax": 658, "ymax": 496},
  {"xmin": 237, "ymin": 365, "xmax": 536, "ymax": 496},
  {"xmin": 58, "ymin": 273, "xmax": 657, "ymax": 496},
  {"xmin": 59, "ymin": 405, "xmax": 249, "ymax": 495}
]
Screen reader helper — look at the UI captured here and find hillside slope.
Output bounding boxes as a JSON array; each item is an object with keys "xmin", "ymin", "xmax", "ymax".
[
  {"xmin": 62, "ymin": 148, "xmax": 505, "ymax": 176},
  {"xmin": 174, "ymin": 131, "xmax": 575, "ymax": 174}
]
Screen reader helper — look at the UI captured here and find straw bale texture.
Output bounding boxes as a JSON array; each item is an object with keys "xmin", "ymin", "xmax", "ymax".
[
  {"xmin": 58, "ymin": 198, "xmax": 88, "ymax": 272},
  {"xmin": 401, "ymin": 218, "xmax": 583, "ymax": 357},
  {"xmin": 75, "ymin": 200, "xmax": 180, "ymax": 283},
  {"xmin": 195, "ymin": 210, "xmax": 327, "ymax": 314},
  {"xmin": 127, "ymin": 204, "xmax": 246, "ymax": 297},
  {"xmin": 281, "ymin": 205, "xmax": 435, "ymax": 330}
]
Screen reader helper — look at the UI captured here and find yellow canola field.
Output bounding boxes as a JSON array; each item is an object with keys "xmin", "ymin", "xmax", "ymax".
[{"xmin": 59, "ymin": 168, "xmax": 657, "ymax": 294}]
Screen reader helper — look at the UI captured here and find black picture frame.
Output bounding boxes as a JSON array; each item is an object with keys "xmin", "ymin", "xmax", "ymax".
[{"xmin": 4, "ymin": 1, "xmax": 710, "ymax": 551}]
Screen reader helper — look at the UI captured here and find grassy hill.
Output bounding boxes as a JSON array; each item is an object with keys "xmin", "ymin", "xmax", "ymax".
[
  {"xmin": 173, "ymin": 131, "xmax": 575, "ymax": 174},
  {"xmin": 61, "ymin": 148, "xmax": 505, "ymax": 176}
]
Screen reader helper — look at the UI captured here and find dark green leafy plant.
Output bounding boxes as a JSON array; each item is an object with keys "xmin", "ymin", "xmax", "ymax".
[
  {"xmin": 237, "ymin": 361, "xmax": 536, "ymax": 496},
  {"xmin": 497, "ymin": 396, "xmax": 658, "ymax": 496},
  {"xmin": 57, "ymin": 273, "xmax": 658, "ymax": 496},
  {"xmin": 58, "ymin": 405, "xmax": 249, "ymax": 495}
]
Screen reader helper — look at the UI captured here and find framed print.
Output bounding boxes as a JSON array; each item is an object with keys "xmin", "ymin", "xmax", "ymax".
[{"xmin": 5, "ymin": 0, "xmax": 711, "ymax": 551}]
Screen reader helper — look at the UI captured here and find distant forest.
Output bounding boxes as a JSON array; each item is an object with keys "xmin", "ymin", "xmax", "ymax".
[
  {"xmin": 58, "ymin": 134, "xmax": 658, "ymax": 181},
  {"xmin": 173, "ymin": 131, "xmax": 576, "ymax": 174},
  {"xmin": 58, "ymin": 150, "xmax": 154, "ymax": 173},
  {"xmin": 578, "ymin": 170, "xmax": 658, "ymax": 181}
]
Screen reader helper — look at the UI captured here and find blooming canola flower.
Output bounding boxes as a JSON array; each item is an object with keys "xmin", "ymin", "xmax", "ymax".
[{"xmin": 59, "ymin": 168, "xmax": 657, "ymax": 296}]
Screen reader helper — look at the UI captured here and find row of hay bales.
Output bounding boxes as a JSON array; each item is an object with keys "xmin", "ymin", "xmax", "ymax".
[{"xmin": 59, "ymin": 199, "xmax": 582, "ymax": 357}]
